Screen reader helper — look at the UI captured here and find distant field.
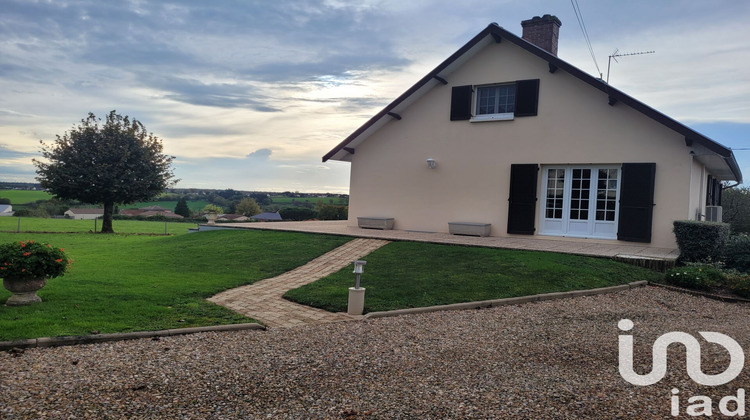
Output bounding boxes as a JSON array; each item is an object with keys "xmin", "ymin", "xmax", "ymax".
[
  {"xmin": 0, "ymin": 190, "xmax": 52, "ymax": 204},
  {"xmin": 271, "ymin": 196, "xmax": 348, "ymax": 206},
  {"xmin": 0, "ymin": 217, "xmax": 196, "ymax": 234},
  {"xmin": 122, "ymin": 200, "xmax": 211, "ymax": 212}
]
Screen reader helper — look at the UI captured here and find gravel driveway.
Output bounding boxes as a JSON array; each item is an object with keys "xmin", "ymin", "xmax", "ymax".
[{"xmin": 2, "ymin": 286, "xmax": 749, "ymax": 419}]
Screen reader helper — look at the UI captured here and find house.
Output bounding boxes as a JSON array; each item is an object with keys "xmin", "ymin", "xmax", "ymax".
[
  {"xmin": 64, "ymin": 208, "xmax": 104, "ymax": 220},
  {"xmin": 323, "ymin": 15, "xmax": 741, "ymax": 249},
  {"xmin": 217, "ymin": 214, "xmax": 250, "ymax": 222},
  {"xmin": 250, "ymin": 212, "xmax": 283, "ymax": 222},
  {"xmin": 0, "ymin": 204, "xmax": 13, "ymax": 216}
]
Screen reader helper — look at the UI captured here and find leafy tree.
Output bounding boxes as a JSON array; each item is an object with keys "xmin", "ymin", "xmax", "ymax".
[
  {"xmin": 236, "ymin": 198, "xmax": 261, "ymax": 217},
  {"xmin": 318, "ymin": 205, "xmax": 348, "ymax": 220},
  {"xmin": 722, "ymin": 186, "xmax": 750, "ymax": 233},
  {"xmin": 248, "ymin": 193, "xmax": 271, "ymax": 206},
  {"xmin": 174, "ymin": 197, "xmax": 191, "ymax": 218},
  {"xmin": 279, "ymin": 207, "xmax": 317, "ymax": 221},
  {"xmin": 34, "ymin": 111, "xmax": 176, "ymax": 233}
]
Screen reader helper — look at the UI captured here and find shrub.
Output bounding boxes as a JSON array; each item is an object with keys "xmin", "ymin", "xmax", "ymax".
[
  {"xmin": 673, "ymin": 220, "xmax": 730, "ymax": 263},
  {"xmin": 723, "ymin": 270, "xmax": 750, "ymax": 299},
  {"xmin": 664, "ymin": 263, "xmax": 725, "ymax": 290},
  {"xmin": 724, "ymin": 235, "xmax": 750, "ymax": 273}
]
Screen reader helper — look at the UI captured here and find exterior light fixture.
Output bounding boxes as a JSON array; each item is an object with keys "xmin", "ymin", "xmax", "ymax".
[
  {"xmin": 426, "ymin": 158, "xmax": 437, "ymax": 169},
  {"xmin": 352, "ymin": 260, "xmax": 366, "ymax": 287},
  {"xmin": 348, "ymin": 260, "xmax": 367, "ymax": 315}
]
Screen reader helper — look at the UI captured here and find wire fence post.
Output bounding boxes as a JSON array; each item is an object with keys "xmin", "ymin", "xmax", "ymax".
[{"xmin": 17, "ymin": 217, "xmax": 21, "ymax": 233}]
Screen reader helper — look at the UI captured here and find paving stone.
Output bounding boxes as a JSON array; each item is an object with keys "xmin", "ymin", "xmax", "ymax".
[{"xmin": 209, "ymin": 238, "xmax": 390, "ymax": 328}]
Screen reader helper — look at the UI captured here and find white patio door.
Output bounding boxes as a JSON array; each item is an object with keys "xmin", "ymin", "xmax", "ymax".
[{"xmin": 540, "ymin": 166, "xmax": 620, "ymax": 239}]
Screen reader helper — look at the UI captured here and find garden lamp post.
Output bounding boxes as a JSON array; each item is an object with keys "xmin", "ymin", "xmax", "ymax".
[{"xmin": 348, "ymin": 260, "xmax": 367, "ymax": 315}]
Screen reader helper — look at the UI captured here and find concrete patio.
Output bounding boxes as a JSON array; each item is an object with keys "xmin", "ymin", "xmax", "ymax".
[{"xmin": 216, "ymin": 220, "xmax": 680, "ymax": 261}]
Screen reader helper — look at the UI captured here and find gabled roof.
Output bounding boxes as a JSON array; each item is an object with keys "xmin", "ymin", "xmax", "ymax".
[
  {"xmin": 251, "ymin": 212, "xmax": 282, "ymax": 221},
  {"xmin": 323, "ymin": 23, "xmax": 741, "ymax": 182}
]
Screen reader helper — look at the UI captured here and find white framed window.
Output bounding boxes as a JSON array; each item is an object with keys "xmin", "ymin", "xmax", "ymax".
[
  {"xmin": 472, "ymin": 83, "xmax": 516, "ymax": 121},
  {"xmin": 539, "ymin": 165, "xmax": 621, "ymax": 239}
]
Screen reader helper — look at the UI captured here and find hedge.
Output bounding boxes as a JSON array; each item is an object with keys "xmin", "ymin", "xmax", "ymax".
[{"xmin": 673, "ymin": 220, "xmax": 730, "ymax": 263}]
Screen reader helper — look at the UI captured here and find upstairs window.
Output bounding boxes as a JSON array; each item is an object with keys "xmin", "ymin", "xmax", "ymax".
[
  {"xmin": 475, "ymin": 84, "xmax": 516, "ymax": 120},
  {"xmin": 450, "ymin": 79, "xmax": 539, "ymax": 121}
]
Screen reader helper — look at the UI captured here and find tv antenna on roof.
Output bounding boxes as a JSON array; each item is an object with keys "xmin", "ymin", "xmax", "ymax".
[{"xmin": 606, "ymin": 49, "xmax": 655, "ymax": 84}]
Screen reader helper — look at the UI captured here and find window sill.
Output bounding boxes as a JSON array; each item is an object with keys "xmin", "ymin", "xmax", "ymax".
[{"xmin": 470, "ymin": 113, "xmax": 514, "ymax": 122}]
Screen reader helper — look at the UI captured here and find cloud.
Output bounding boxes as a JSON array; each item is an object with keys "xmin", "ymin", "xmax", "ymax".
[{"xmin": 247, "ymin": 149, "xmax": 272, "ymax": 161}]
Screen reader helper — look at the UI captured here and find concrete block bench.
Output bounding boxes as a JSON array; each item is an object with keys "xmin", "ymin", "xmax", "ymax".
[
  {"xmin": 357, "ymin": 217, "xmax": 395, "ymax": 230},
  {"xmin": 448, "ymin": 222, "xmax": 491, "ymax": 237}
]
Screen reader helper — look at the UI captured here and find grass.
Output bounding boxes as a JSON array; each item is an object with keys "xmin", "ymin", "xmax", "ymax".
[
  {"xmin": 284, "ymin": 241, "xmax": 664, "ymax": 313},
  {"xmin": 270, "ymin": 196, "xmax": 348, "ymax": 206},
  {"xmin": 0, "ymin": 190, "xmax": 53, "ymax": 204},
  {"xmin": 0, "ymin": 217, "xmax": 197, "ymax": 235},
  {"xmin": 120, "ymin": 200, "xmax": 211, "ymax": 212},
  {"xmin": 0, "ymin": 230, "xmax": 351, "ymax": 340}
]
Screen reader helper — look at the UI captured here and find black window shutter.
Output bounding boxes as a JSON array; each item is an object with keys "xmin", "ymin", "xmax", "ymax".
[
  {"xmin": 706, "ymin": 175, "xmax": 714, "ymax": 206},
  {"xmin": 450, "ymin": 85, "xmax": 473, "ymax": 121},
  {"xmin": 507, "ymin": 164, "xmax": 538, "ymax": 235},
  {"xmin": 717, "ymin": 181, "xmax": 723, "ymax": 206},
  {"xmin": 617, "ymin": 163, "xmax": 656, "ymax": 243},
  {"xmin": 514, "ymin": 79, "xmax": 540, "ymax": 117}
]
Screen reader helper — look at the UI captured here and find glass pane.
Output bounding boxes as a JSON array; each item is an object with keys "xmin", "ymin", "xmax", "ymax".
[
  {"xmin": 596, "ymin": 210, "xmax": 605, "ymax": 220},
  {"xmin": 599, "ymin": 169, "xmax": 607, "ymax": 178},
  {"xmin": 580, "ymin": 210, "xmax": 588, "ymax": 219},
  {"xmin": 609, "ymin": 169, "xmax": 618, "ymax": 179},
  {"xmin": 607, "ymin": 212, "xmax": 615, "ymax": 221},
  {"xmin": 573, "ymin": 169, "xmax": 581, "ymax": 178},
  {"xmin": 582, "ymin": 169, "xmax": 591, "ymax": 177}
]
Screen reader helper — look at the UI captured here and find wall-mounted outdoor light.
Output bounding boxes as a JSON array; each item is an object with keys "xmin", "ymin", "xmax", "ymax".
[
  {"xmin": 348, "ymin": 260, "xmax": 367, "ymax": 315},
  {"xmin": 426, "ymin": 158, "xmax": 437, "ymax": 169}
]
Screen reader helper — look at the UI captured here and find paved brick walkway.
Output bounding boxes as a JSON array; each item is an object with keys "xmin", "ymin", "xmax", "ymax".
[{"xmin": 208, "ymin": 238, "xmax": 389, "ymax": 328}]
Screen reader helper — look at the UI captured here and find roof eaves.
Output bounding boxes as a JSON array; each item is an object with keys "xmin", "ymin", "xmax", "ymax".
[
  {"xmin": 324, "ymin": 23, "xmax": 742, "ymax": 182},
  {"xmin": 322, "ymin": 24, "xmax": 499, "ymax": 162}
]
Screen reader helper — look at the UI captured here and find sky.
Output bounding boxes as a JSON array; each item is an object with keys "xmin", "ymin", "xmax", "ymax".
[{"xmin": 1, "ymin": 1, "xmax": 749, "ymax": 193}]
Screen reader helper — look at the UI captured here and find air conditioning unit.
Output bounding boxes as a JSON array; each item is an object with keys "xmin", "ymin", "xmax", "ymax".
[{"xmin": 706, "ymin": 206, "xmax": 723, "ymax": 223}]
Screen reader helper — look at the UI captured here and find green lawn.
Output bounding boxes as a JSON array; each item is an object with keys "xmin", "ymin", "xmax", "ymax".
[
  {"xmin": 0, "ymin": 190, "xmax": 53, "ymax": 204},
  {"xmin": 284, "ymin": 241, "xmax": 664, "ymax": 313},
  {"xmin": 0, "ymin": 217, "xmax": 197, "ymax": 235},
  {"xmin": 120, "ymin": 200, "xmax": 211, "ymax": 212},
  {"xmin": 0, "ymin": 230, "xmax": 351, "ymax": 340}
]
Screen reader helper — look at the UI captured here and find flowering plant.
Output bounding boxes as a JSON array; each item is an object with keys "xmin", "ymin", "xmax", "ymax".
[{"xmin": 0, "ymin": 241, "xmax": 70, "ymax": 280}]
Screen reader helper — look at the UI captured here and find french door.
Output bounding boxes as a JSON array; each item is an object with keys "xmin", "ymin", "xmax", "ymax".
[{"xmin": 540, "ymin": 166, "xmax": 620, "ymax": 239}]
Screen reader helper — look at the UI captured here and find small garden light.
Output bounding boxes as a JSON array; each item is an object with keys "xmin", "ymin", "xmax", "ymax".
[{"xmin": 348, "ymin": 260, "xmax": 367, "ymax": 315}]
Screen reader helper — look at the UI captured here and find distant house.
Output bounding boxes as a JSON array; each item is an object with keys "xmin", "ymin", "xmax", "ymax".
[
  {"xmin": 120, "ymin": 205, "xmax": 183, "ymax": 219},
  {"xmin": 64, "ymin": 208, "xmax": 104, "ymax": 220},
  {"xmin": 217, "ymin": 214, "xmax": 250, "ymax": 222},
  {"xmin": 250, "ymin": 212, "xmax": 283, "ymax": 222},
  {"xmin": 0, "ymin": 204, "xmax": 13, "ymax": 217}
]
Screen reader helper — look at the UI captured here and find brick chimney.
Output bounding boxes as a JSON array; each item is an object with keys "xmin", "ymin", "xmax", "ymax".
[{"xmin": 521, "ymin": 14, "xmax": 562, "ymax": 56}]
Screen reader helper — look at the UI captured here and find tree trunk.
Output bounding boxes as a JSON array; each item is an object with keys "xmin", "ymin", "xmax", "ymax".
[{"xmin": 101, "ymin": 201, "xmax": 115, "ymax": 233}]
